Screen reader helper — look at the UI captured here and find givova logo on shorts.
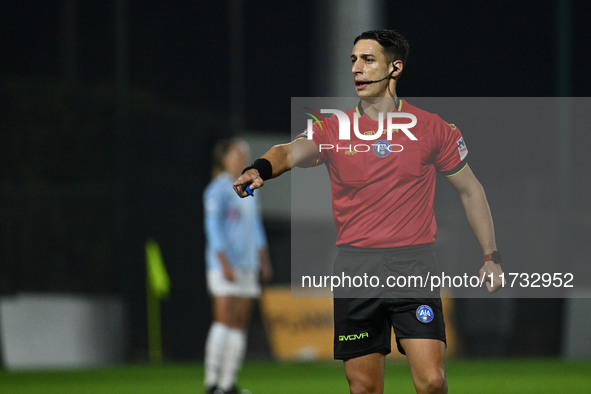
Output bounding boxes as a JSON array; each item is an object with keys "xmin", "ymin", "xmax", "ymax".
[
  {"xmin": 339, "ymin": 331, "xmax": 369, "ymax": 341},
  {"xmin": 416, "ymin": 305, "xmax": 434, "ymax": 323}
]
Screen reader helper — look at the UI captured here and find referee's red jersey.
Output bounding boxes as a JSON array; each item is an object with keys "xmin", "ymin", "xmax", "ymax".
[{"xmin": 296, "ymin": 99, "xmax": 468, "ymax": 248}]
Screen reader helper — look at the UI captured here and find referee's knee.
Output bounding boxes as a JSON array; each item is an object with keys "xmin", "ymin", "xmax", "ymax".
[
  {"xmin": 347, "ymin": 376, "xmax": 382, "ymax": 394},
  {"xmin": 414, "ymin": 371, "xmax": 447, "ymax": 394}
]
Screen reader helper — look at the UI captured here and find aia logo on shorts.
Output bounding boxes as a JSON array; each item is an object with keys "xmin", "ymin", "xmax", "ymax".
[{"xmin": 416, "ymin": 305, "xmax": 434, "ymax": 323}]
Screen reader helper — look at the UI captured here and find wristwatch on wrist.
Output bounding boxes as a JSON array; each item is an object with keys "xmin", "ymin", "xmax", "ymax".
[{"xmin": 483, "ymin": 251, "xmax": 502, "ymax": 264}]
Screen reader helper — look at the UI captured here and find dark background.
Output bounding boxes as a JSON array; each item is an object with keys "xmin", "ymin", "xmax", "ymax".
[{"xmin": 1, "ymin": 0, "xmax": 590, "ymax": 361}]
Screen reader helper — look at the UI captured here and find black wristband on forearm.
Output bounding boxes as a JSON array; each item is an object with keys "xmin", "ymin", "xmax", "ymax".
[{"xmin": 242, "ymin": 158, "xmax": 273, "ymax": 181}]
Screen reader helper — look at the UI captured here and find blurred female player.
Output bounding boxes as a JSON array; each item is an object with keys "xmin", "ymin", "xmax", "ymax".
[{"xmin": 203, "ymin": 138, "xmax": 272, "ymax": 394}]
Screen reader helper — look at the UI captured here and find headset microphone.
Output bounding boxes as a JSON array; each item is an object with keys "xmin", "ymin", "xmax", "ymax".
[
  {"xmin": 365, "ymin": 74, "xmax": 391, "ymax": 85},
  {"xmin": 364, "ymin": 64, "xmax": 399, "ymax": 85}
]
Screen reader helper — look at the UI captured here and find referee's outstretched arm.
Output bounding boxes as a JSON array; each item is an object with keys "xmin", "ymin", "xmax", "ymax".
[
  {"xmin": 233, "ymin": 139, "xmax": 318, "ymax": 198},
  {"xmin": 446, "ymin": 163, "xmax": 503, "ymax": 293}
]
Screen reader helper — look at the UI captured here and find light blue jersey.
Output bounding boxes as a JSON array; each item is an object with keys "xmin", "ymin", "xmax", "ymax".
[{"xmin": 204, "ymin": 172, "xmax": 267, "ymax": 271}]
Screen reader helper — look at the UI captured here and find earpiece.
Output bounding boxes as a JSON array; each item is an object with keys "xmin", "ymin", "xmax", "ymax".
[{"xmin": 391, "ymin": 62, "xmax": 399, "ymax": 74}]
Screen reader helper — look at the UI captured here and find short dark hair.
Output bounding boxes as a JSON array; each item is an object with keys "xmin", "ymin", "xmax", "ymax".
[{"xmin": 354, "ymin": 29, "xmax": 409, "ymax": 65}]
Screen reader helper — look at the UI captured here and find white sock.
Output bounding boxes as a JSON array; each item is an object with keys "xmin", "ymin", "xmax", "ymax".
[
  {"xmin": 204, "ymin": 322, "xmax": 229, "ymax": 388},
  {"xmin": 218, "ymin": 328, "xmax": 247, "ymax": 391}
]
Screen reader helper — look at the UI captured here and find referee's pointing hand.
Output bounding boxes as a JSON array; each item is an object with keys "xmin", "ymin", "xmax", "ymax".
[{"xmin": 233, "ymin": 169, "xmax": 264, "ymax": 198}]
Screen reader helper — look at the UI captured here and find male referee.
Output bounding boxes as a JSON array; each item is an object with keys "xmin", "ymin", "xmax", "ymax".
[{"xmin": 234, "ymin": 29, "xmax": 502, "ymax": 394}]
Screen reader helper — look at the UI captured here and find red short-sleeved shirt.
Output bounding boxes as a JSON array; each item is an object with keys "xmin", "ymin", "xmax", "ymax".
[{"xmin": 296, "ymin": 99, "xmax": 468, "ymax": 248}]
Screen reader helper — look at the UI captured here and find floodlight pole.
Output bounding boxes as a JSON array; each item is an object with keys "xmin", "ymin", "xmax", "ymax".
[
  {"xmin": 228, "ymin": 0, "xmax": 245, "ymax": 132},
  {"xmin": 556, "ymin": 0, "xmax": 572, "ymax": 267}
]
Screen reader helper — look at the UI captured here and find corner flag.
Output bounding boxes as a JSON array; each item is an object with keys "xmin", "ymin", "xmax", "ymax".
[
  {"xmin": 145, "ymin": 238, "xmax": 169, "ymax": 364},
  {"xmin": 145, "ymin": 238, "xmax": 170, "ymax": 298}
]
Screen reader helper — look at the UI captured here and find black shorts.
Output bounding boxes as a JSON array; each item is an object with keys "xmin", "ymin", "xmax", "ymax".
[
  {"xmin": 332, "ymin": 245, "xmax": 446, "ymax": 360},
  {"xmin": 333, "ymin": 297, "xmax": 446, "ymax": 359}
]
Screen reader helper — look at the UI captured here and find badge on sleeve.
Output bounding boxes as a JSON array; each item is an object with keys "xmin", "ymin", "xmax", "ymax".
[{"xmin": 457, "ymin": 137, "xmax": 468, "ymax": 160}]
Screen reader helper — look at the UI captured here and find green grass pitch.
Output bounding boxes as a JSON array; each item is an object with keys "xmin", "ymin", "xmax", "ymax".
[{"xmin": 1, "ymin": 359, "xmax": 590, "ymax": 393}]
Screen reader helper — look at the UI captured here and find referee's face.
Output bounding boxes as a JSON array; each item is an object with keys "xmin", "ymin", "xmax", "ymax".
[{"xmin": 351, "ymin": 39, "xmax": 392, "ymax": 98}]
